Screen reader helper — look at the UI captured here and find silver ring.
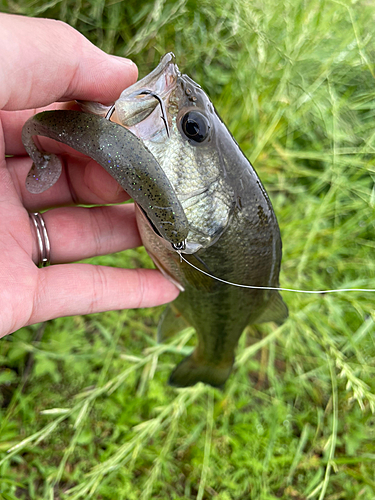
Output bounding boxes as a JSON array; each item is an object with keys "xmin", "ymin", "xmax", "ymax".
[{"xmin": 29, "ymin": 212, "xmax": 51, "ymax": 268}]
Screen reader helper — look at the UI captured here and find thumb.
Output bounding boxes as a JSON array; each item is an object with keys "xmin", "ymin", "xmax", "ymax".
[{"xmin": 0, "ymin": 14, "xmax": 138, "ymax": 111}]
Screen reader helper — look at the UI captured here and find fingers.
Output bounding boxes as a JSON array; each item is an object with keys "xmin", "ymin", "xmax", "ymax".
[
  {"xmin": 30, "ymin": 204, "xmax": 142, "ymax": 264},
  {"xmin": 0, "ymin": 14, "xmax": 137, "ymax": 111},
  {"xmin": 7, "ymin": 155, "xmax": 130, "ymax": 209},
  {"xmin": 27, "ymin": 265, "xmax": 179, "ymax": 326}
]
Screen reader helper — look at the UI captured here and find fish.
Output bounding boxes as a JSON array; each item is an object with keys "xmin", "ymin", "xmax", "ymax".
[{"xmin": 22, "ymin": 53, "xmax": 288, "ymax": 388}]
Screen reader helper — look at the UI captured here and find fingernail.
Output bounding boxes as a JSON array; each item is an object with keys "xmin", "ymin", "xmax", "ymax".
[{"xmin": 110, "ymin": 55, "xmax": 137, "ymax": 69}]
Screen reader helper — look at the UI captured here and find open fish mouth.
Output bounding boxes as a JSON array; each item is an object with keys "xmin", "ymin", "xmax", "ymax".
[{"xmin": 113, "ymin": 53, "xmax": 179, "ymax": 140}]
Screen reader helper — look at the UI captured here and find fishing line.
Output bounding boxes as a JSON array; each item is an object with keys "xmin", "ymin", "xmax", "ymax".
[{"xmin": 177, "ymin": 252, "xmax": 375, "ymax": 294}]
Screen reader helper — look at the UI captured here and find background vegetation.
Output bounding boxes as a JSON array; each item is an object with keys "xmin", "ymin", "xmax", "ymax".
[{"xmin": 1, "ymin": 0, "xmax": 375, "ymax": 498}]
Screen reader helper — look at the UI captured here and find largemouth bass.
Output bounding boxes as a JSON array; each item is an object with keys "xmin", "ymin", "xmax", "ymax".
[{"xmin": 22, "ymin": 53, "xmax": 288, "ymax": 388}]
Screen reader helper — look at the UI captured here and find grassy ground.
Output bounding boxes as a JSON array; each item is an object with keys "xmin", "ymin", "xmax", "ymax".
[{"xmin": 1, "ymin": 0, "xmax": 375, "ymax": 498}]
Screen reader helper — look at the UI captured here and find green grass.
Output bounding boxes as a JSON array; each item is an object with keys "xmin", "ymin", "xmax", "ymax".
[{"xmin": 1, "ymin": 0, "xmax": 375, "ymax": 498}]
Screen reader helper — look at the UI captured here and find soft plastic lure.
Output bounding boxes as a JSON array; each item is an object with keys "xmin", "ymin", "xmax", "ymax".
[{"xmin": 22, "ymin": 110, "xmax": 189, "ymax": 246}]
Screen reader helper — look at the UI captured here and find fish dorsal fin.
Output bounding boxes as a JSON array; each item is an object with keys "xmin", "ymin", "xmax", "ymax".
[
  {"xmin": 157, "ymin": 304, "xmax": 190, "ymax": 342},
  {"xmin": 254, "ymin": 291, "xmax": 289, "ymax": 325}
]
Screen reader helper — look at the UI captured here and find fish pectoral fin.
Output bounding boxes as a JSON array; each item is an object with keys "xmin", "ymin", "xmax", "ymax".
[
  {"xmin": 254, "ymin": 291, "xmax": 288, "ymax": 325},
  {"xmin": 180, "ymin": 254, "xmax": 218, "ymax": 292},
  {"xmin": 157, "ymin": 304, "xmax": 190, "ymax": 342},
  {"xmin": 168, "ymin": 351, "xmax": 233, "ymax": 388}
]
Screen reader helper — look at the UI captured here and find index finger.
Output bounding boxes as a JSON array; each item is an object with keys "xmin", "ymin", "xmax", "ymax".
[{"xmin": 0, "ymin": 14, "xmax": 138, "ymax": 111}]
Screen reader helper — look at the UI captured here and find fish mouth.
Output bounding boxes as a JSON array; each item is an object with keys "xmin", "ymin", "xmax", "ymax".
[{"xmin": 113, "ymin": 53, "xmax": 179, "ymax": 139}]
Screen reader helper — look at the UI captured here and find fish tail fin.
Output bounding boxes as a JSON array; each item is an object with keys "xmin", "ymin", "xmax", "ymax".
[{"xmin": 168, "ymin": 351, "xmax": 233, "ymax": 388}]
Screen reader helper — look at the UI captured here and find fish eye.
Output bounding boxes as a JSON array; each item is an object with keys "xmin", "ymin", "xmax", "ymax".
[{"xmin": 181, "ymin": 111, "xmax": 210, "ymax": 143}]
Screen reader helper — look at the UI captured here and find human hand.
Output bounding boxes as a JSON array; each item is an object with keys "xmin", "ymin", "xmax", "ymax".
[{"xmin": 0, "ymin": 14, "xmax": 179, "ymax": 338}]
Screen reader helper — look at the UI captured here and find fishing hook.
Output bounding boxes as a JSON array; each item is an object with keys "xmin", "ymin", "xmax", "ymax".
[
  {"xmin": 105, "ymin": 104, "xmax": 116, "ymax": 121},
  {"xmin": 132, "ymin": 89, "xmax": 171, "ymax": 138},
  {"xmin": 172, "ymin": 240, "xmax": 186, "ymax": 251},
  {"xmin": 105, "ymin": 89, "xmax": 171, "ymax": 138}
]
